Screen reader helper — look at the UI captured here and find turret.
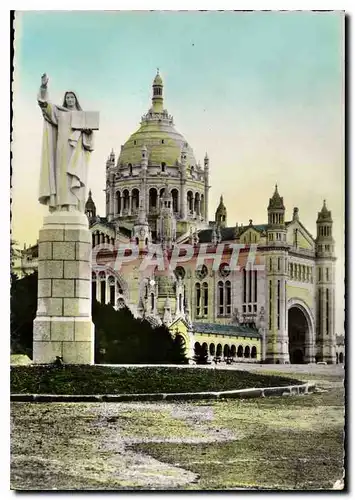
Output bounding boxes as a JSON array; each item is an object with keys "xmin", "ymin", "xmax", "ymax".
[
  {"xmin": 131, "ymin": 200, "xmax": 151, "ymax": 251},
  {"xmin": 157, "ymin": 182, "xmax": 176, "ymax": 250},
  {"xmin": 141, "ymin": 144, "xmax": 148, "ymax": 170},
  {"xmin": 85, "ymin": 189, "xmax": 96, "ymax": 219},
  {"xmin": 315, "ymin": 200, "xmax": 335, "ymax": 257},
  {"xmin": 265, "ymin": 184, "xmax": 289, "ymax": 363},
  {"xmin": 315, "ymin": 200, "xmax": 336, "ymax": 363},
  {"xmin": 106, "ymin": 149, "xmax": 116, "ymax": 220},
  {"xmin": 215, "ymin": 195, "xmax": 227, "ymax": 228},
  {"xmin": 140, "ymin": 144, "xmax": 148, "ymax": 215},
  {"xmin": 203, "ymin": 152, "xmax": 210, "ymax": 222},
  {"xmin": 267, "ymin": 184, "xmax": 286, "ymax": 244},
  {"xmin": 180, "ymin": 144, "xmax": 188, "ymax": 179},
  {"xmin": 204, "ymin": 152, "xmax": 209, "ymax": 170},
  {"xmin": 180, "ymin": 145, "xmax": 188, "ymax": 219},
  {"xmin": 106, "ymin": 149, "xmax": 115, "ymax": 170}
]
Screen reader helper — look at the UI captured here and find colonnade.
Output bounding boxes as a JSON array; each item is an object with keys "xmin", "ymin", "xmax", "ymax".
[
  {"xmin": 112, "ymin": 187, "xmax": 206, "ymax": 220},
  {"xmin": 194, "ymin": 341, "xmax": 258, "ymax": 361}
]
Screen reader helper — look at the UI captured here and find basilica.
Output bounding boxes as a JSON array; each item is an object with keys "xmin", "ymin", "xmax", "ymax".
[{"xmin": 19, "ymin": 72, "xmax": 338, "ymax": 364}]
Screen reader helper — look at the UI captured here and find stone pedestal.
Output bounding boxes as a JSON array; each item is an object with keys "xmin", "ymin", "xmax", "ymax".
[{"xmin": 33, "ymin": 211, "xmax": 94, "ymax": 364}]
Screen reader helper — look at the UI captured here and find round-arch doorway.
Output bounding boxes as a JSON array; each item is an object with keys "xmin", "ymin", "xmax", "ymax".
[{"xmin": 288, "ymin": 306, "xmax": 309, "ymax": 364}]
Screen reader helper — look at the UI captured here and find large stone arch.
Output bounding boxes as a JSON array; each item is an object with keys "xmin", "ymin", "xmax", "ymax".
[{"xmin": 287, "ymin": 297, "xmax": 315, "ymax": 363}]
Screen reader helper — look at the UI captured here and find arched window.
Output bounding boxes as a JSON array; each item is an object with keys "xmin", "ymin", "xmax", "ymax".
[
  {"xmin": 149, "ymin": 188, "xmax": 158, "ymax": 212},
  {"xmin": 225, "ymin": 280, "xmax": 231, "ymax": 315},
  {"xmin": 128, "ymin": 163, "xmax": 133, "ymax": 175},
  {"xmin": 151, "ymin": 293, "xmax": 155, "ymax": 312},
  {"xmin": 108, "ymin": 276, "xmax": 115, "ymax": 306},
  {"xmin": 244, "ymin": 346, "xmax": 250, "ymax": 358},
  {"xmin": 203, "ymin": 282, "xmax": 208, "ymax": 316},
  {"xmin": 195, "ymin": 283, "xmax": 201, "ymax": 316},
  {"xmin": 171, "ymin": 189, "xmax": 179, "ymax": 213},
  {"xmin": 223, "ymin": 344, "xmax": 230, "ymax": 359},
  {"xmin": 218, "ymin": 281, "xmax": 224, "ymax": 315},
  {"xmin": 251, "ymin": 346, "xmax": 257, "ymax": 359},
  {"xmin": 339, "ymin": 352, "xmax": 344, "ymax": 364},
  {"xmin": 216, "ymin": 344, "xmax": 222, "ymax": 357},
  {"xmin": 179, "ymin": 293, "xmax": 182, "ymax": 312},
  {"xmin": 230, "ymin": 345, "xmax": 236, "ymax": 358},
  {"xmin": 161, "ymin": 162, "xmax": 166, "ymax": 172},
  {"xmin": 237, "ymin": 345, "xmax": 243, "ymax": 358},
  {"xmin": 209, "ymin": 343, "xmax": 215, "ymax": 356},
  {"xmin": 99, "ymin": 271, "xmax": 106, "ymax": 304}
]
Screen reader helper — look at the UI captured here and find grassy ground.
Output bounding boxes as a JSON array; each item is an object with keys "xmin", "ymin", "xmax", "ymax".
[
  {"xmin": 11, "ymin": 365, "xmax": 301, "ymax": 394},
  {"xmin": 11, "ymin": 369, "xmax": 345, "ymax": 491},
  {"xmin": 130, "ymin": 386, "xmax": 344, "ymax": 490}
]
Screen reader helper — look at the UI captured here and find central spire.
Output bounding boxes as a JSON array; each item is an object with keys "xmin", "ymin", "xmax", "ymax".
[{"xmin": 152, "ymin": 70, "xmax": 164, "ymax": 113}]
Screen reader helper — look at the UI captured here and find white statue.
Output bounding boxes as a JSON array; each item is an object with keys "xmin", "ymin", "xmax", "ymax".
[{"xmin": 37, "ymin": 73, "xmax": 99, "ymax": 212}]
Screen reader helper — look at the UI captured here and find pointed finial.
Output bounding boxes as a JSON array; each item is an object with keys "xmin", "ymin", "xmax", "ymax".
[
  {"xmin": 275, "ymin": 183, "xmax": 278, "ymax": 192},
  {"xmin": 88, "ymin": 189, "xmax": 92, "ymax": 198},
  {"xmin": 220, "ymin": 195, "xmax": 223, "ymax": 204}
]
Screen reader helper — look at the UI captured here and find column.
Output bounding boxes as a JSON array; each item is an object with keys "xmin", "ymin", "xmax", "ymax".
[
  {"xmin": 128, "ymin": 194, "xmax": 132, "ymax": 216},
  {"xmin": 105, "ymin": 277, "xmax": 110, "ymax": 305},
  {"xmin": 180, "ymin": 181, "xmax": 187, "ymax": 219},
  {"xmin": 33, "ymin": 210, "xmax": 94, "ymax": 364}
]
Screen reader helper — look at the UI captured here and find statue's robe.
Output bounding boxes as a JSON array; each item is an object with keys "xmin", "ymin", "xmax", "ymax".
[{"xmin": 38, "ymin": 88, "xmax": 95, "ymax": 210}]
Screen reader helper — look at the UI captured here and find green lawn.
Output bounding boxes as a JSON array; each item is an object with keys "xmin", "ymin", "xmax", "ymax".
[
  {"xmin": 130, "ymin": 385, "xmax": 345, "ymax": 490},
  {"xmin": 11, "ymin": 365, "xmax": 301, "ymax": 395}
]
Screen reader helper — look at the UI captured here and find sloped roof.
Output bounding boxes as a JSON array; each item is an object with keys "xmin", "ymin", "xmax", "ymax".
[
  {"xmin": 193, "ymin": 322, "xmax": 261, "ymax": 339},
  {"xmin": 89, "ymin": 217, "xmax": 116, "ymax": 230},
  {"xmin": 238, "ymin": 224, "xmax": 268, "ymax": 236},
  {"xmin": 198, "ymin": 226, "xmax": 236, "ymax": 243},
  {"xmin": 198, "ymin": 223, "xmax": 268, "ymax": 243}
]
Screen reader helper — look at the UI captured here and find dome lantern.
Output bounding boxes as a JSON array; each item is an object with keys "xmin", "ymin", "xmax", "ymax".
[{"xmin": 152, "ymin": 68, "xmax": 164, "ymax": 113}]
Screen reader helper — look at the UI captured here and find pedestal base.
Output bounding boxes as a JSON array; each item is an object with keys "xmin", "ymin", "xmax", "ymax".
[{"xmin": 32, "ymin": 210, "xmax": 94, "ymax": 364}]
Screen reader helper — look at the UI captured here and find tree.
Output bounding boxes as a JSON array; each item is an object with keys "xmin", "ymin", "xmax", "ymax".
[
  {"xmin": 10, "ymin": 274, "xmax": 188, "ymax": 364},
  {"xmin": 93, "ymin": 301, "xmax": 187, "ymax": 364},
  {"xmin": 10, "ymin": 271, "xmax": 38, "ymax": 356},
  {"xmin": 193, "ymin": 343, "xmax": 209, "ymax": 364}
]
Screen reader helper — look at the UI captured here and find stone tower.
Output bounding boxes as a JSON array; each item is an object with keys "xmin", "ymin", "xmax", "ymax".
[
  {"xmin": 157, "ymin": 182, "xmax": 176, "ymax": 250},
  {"xmin": 315, "ymin": 200, "xmax": 336, "ymax": 363},
  {"xmin": 132, "ymin": 202, "xmax": 151, "ymax": 251},
  {"xmin": 265, "ymin": 184, "xmax": 290, "ymax": 363},
  {"xmin": 215, "ymin": 195, "xmax": 227, "ymax": 228}
]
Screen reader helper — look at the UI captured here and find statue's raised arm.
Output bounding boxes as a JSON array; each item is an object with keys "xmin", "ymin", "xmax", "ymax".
[{"xmin": 38, "ymin": 73, "xmax": 50, "ymax": 108}]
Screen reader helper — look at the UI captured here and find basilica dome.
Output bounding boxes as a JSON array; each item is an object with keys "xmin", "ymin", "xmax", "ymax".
[{"xmin": 117, "ymin": 72, "xmax": 197, "ymax": 168}]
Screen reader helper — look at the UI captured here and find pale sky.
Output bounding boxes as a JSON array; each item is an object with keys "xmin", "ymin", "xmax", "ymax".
[{"xmin": 12, "ymin": 11, "xmax": 344, "ymax": 333}]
